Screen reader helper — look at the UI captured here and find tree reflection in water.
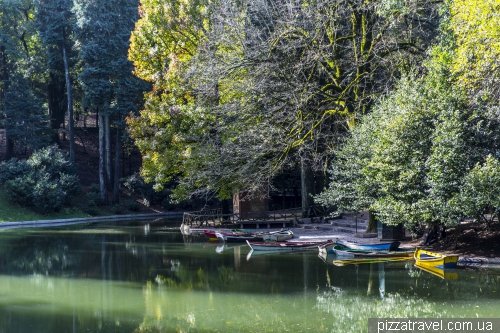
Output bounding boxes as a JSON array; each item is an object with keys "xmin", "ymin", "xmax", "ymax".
[{"xmin": 0, "ymin": 220, "xmax": 498, "ymax": 333}]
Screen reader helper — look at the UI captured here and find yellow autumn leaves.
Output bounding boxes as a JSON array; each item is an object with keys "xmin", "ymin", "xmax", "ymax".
[{"xmin": 450, "ymin": 0, "xmax": 500, "ymax": 89}]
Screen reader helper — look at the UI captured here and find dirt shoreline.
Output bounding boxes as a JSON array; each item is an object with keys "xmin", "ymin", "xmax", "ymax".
[{"xmin": 287, "ymin": 223, "xmax": 500, "ymax": 265}]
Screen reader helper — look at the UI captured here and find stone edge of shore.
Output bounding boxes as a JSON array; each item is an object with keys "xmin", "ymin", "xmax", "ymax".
[{"xmin": 0, "ymin": 211, "xmax": 184, "ymax": 229}]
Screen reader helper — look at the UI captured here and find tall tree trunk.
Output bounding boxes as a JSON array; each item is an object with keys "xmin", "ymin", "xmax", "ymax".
[
  {"xmin": 1, "ymin": 47, "xmax": 14, "ymax": 160},
  {"xmin": 5, "ymin": 135, "xmax": 14, "ymax": 160},
  {"xmin": 367, "ymin": 210, "xmax": 377, "ymax": 233},
  {"xmin": 98, "ymin": 113, "xmax": 107, "ymax": 204},
  {"xmin": 314, "ymin": 171, "xmax": 325, "ymax": 198},
  {"xmin": 105, "ymin": 114, "xmax": 112, "ymax": 192},
  {"xmin": 301, "ymin": 157, "xmax": 315, "ymax": 217},
  {"xmin": 47, "ymin": 75, "xmax": 65, "ymax": 145},
  {"xmin": 113, "ymin": 125, "xmax": 120, "ymax": 204},
  {"xmin": 62, "ymin": 46, "xmax": 75, "ymax": 161}
]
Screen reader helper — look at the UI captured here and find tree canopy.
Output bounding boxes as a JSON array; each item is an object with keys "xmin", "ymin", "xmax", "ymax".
[
  {"xmin": 316, "ymin": 0, "xmax": 500, "ymax": 231},
  {"xmin": 127, "ymin": 0, "xmax": 441, "ymax": 202}
]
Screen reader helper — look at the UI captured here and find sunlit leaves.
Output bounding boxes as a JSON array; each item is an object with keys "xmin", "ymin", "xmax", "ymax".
[
  {"xmin": 457, "ymin": 156, "xmax": 500, "ymax": 225},
  {"xmin": 450, "ymin": 0, "xmax": 500, "ymax": 93},
  {"xmin": 129, "ymin": 0, "xmax": 206, "ymax": 87}
]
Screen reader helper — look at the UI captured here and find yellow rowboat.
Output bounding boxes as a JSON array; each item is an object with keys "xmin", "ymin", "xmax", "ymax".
[
  {"xmin": 415, "ymin": 263, "xmax": 458, "ymax": 280},
  {"xmin": 331, "ymin": 257, "xmax": 413, "ymax": 266},
  {"xmin": 414, "ymin": 248, "xmax": 459, "ymax": 269}
]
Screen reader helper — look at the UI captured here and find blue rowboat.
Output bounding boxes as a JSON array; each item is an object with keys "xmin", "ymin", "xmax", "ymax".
[
  {"xmin": 337, "ymin": 239, "xmax": 400, "ymax": 251},
  {"xmin": 247, "ymin": 240, "xmax": 330, "ymax": 251},
  {"xmin": 332, "ymin": 245, "xmax": 414, "ymax": 259}
]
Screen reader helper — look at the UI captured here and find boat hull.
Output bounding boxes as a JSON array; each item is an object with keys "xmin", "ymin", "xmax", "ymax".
[
  {"xmin": 247, "ymin": 240, "xmax": 330, "ymax": 251},
  {"xmin": 414, "ymin": 248, "xmax": 459, "ymax": 269},
  {"xmin": 209, "ymin": 228, "xmax": 293, "ymax": 243},
  {"xmin": 217, "ymin": 232, "xmax": 263, "ymax": 242},
  {"xmin": 337, "ymin": 240, "xmax": 401, "ymax": 251},
  {"xmin": 332, "ymin": 245, "xmax": 414, "ymax": 259},
  {"xmin": 318, "ymin": 241, "xmax": 338, "ymax": 254}
]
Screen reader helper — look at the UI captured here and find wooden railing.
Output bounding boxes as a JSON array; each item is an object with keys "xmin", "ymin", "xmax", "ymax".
[
  {"xmin": 182, "ymin": 208, "xmax": 222, "ymax": 226},
  {"xmin": 182, "ymin": 207, "xmax": 302, "ymax": 227}
]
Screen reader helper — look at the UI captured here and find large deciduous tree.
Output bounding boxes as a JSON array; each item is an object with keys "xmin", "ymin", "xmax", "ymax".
[{"xmin": 128, "ymin": 0, "xmax": 440, "ymax": 213}]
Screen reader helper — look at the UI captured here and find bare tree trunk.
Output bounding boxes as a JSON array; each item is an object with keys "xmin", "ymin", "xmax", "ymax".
[
  {"xmin": 47, "ymin": 75, "xmax": 65, "ymax": 145},
  {"xmin": 62, "ymin": 46, "xmax": 75, "ymax": 161},
  {"xmin": 301, "ymin": 157, "xmax": 314, "ymax": 217},
  {"xmin": 5, "ymin": 135, "xmax": 14, "ymax": 160},
  {"xmin": 367, "ymin": 210, "xmax": 377, "ymax": 233},
  {"xmin": 113, "ymin": 125, "xmax": 120, "ymax": 204},
  {"xmin": 105, "ymin": 114, "xmax": 112, "ymax": 192},
  {"xmin": 99, "ymin": 113, "xmax": 107, "ymax": 204},
  {"xmin": 314, "ymin": 171, "xmax": 325, "ymax": 198},
  {"xmin": 1, "ymin": 47, "xmax": 14, "ymax": 160}
]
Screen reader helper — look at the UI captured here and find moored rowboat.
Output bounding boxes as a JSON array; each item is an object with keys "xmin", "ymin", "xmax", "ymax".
[
  {"xmin": 332, "ymin": 245, "xmax": 414, "ymax": 259},
  {"xmin": 336, "ymin": 239, "xmax": 401, "ymax": 251},
  {"xmin": 414, "ymin": 248, "xmax": 459, "ymax": 269},
  {"xmin": 331, "ymin": 257, "xmax": 413, "ymax": 266},
  {"xmin": 247, "ymin": 240, "xmax": 330, "ymax": 251},
  {"xmin": 216, "ymin": 232, "xmax": 263, "ymax": 242},
  {"xmin": 318, "ymin": 241, "xmax": 338, "ymax": 254},
  {"xmin": 211, "ymin": 228, "xmax": 293, "ymax": 243},
  {"xmin": 203, "ymin": 230, "xmax": 243, "ymax": 241}
]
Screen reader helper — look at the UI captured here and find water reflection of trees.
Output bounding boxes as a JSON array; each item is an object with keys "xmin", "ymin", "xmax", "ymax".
[
  {"xmin": 135, "ymin": 255, "xmax": 500, "ymax": 333},
  {"xmin": 1, "ymin": 224, "xmax": 499, "ymax": 333},
  {"xmin": 2, "ymin": 234, "xmax": 80, "ymax": 275},
  {"xmin": 0, "ymin": 224, "xmax": 185, "ymax": 281}
]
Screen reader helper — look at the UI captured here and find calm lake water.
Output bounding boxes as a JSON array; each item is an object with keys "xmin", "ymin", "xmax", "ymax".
[{"xmin": 0, "ymin": 219, "xmax": 498, "ymax": 333}]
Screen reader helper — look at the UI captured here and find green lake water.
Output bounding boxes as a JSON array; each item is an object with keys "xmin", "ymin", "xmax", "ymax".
[{"xmin": 0, "ymin": 219, "xmax": 498, "ymax": 333}]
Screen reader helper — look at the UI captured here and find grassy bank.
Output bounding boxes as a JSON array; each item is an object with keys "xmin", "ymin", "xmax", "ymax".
[{"xmin": 0, "ymin": 187, "xmax": 89, "ymax": 222}]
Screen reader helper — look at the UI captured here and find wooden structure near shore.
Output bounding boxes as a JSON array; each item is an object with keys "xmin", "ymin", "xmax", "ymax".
[{"xmin": 182, "ymin": 207, "xmax": 301, "ymax": 229}]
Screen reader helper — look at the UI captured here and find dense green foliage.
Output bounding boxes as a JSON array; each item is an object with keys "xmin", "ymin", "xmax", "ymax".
[
  {"xmin": 74, "ymin": 0, "xmax": 147, "ymax": 204},
  {"xmin": 1, "ymin": 0, "xmax": 146, "ymax": 212},
  {"xmin": 0, "ymin": 186, "xmax": 87, "ymax": 221},
  {"xmin": 0, "ymin": 145, "xmax": 79, "ymax": 213},
  {"xmin": 316, "ymin": 0, "xmax": 500, "ymax": 231},
  {"xmin": 0, "ymin": 1, "xmax": 52, "ymax": 157}
]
